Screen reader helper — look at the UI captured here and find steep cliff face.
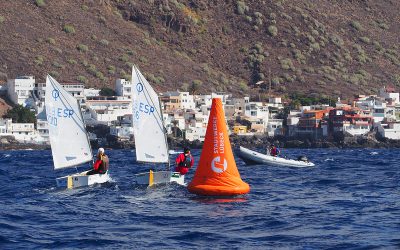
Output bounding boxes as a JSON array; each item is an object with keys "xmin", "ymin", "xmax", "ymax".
[{"xmin": 0, "ymin": 0, "xmax": 399, "ymax": 99}]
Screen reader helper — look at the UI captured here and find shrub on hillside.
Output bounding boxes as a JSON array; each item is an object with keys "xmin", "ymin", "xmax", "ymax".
[
  {"xmin": 77, "ymin": 44, "xmax": 88, "ymax": 52},
  {"xmin": 34, "ymin": 56, "xmax": 44, "ymax": 65},
  {"xmin": 50, "ymin": 71, "xmax": 59, "ymax": 78},
  {"xmin": 63, "ymin": 24, "xmax": 75, "ymax": 34},
  {"xmin": 236, "ymin": 1, "xmax": 249, "ymax": 15},
  {"xmin": 77, "ymin": 75, "xmax": 88, "ymax": 84},
  {"xmin": 189, "ymin": 80, "xmax": 203, "ymax": 95},
  {"xmin": 46, "ymin": 38, "xmax": 55, "ymax": 44},
  {"xmin": 52, "ymin": 61, "xmax": 63, "ymax": 69},
  {"xmin": 107, "ymin": 65, "xmax": 116, "ymax": 74},
  {"xmin": 267, "ymin": 25, "xmax": 278, "ymax": 37},
  {"xmin": 68, "ymin": 59, "xmax": 77, "ymax": 65},
  {"xmin": 35, "ymin": 0, "xmax": 45, "ymax": 7},
  {"xmin": 280, "ymin": 58, "xmax": 294, "ymax": 70},
  {"xmin": 99, "ymin": 39, "xmax": 109, "ymax": 46},
  {"xmin": 350, "ymin": 20, "xmax": 363, "ymax": 31},
  {"xmin": 359, "ymin": 36, "xmax": 371, "ymax": 44}
]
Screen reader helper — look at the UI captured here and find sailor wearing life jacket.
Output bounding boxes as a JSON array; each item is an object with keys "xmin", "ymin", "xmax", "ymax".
[
  {"xmin": 86, "ymin": 148, "xmax": 109, "ymax": 175},
  {"xmin": 175, "ymin": 147, "xmax": 194, "ymax": 175}
]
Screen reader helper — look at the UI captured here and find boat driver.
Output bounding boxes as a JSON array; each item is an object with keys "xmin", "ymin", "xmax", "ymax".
[{"xmin": 269, "ymin": 144, "xmax": 280, "ymax": 157}]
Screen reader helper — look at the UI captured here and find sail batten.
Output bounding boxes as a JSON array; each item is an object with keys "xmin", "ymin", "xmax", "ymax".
[
  {"xmin": 131, "ymin": 65, "xmax": 169, "ymax": 163},
  {"xmin": 45, "ymin": 75, "xmax": 92, "ymax": 170}
]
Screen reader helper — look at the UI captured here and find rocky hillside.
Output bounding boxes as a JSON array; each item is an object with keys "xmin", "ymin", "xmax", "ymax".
[{"xmin": 0, "ymin": 0, "xmax": 399, "ymax": 99}]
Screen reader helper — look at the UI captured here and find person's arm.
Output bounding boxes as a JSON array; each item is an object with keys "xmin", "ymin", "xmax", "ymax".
[
  {"xmin": 93, "ymin": 160, "xmax": 102, "ymax": 171},
  {"xmin": 175, "ymin": 154, "xmax": 181, "ymax": 165}
]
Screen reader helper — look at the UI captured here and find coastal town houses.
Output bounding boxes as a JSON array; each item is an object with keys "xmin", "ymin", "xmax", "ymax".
[
  {"xmin": 329, "ymin": 106, "xmax": 373, "ymax": 136},
  {"xmin": 162, "ymin": 91, "xmax": 195, "ymax": 111},
  {"xmin": 296, "ymin": 109, "xmax": 330, "ymax": 139},
  {"xmin": 0, "ymin": 118, "xmax": 46, "ymax": 144},
  {"xmin": 4, "ymin": 73, "xmax": 400, "ymax": 144},
  {"xmin": 242, "ymin": 96, "xmax": 285, "ymax": 136},
  {"xmin": 85, "ymin": 96, "xmax": 132, "ymax": 126},
  {"xmin": 376, "ymin": 118, "xmax": 400, "ymax": 140}
]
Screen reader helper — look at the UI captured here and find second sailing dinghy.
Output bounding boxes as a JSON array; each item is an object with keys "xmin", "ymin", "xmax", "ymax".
[
  {"xmin": 131, "ymin": 65, "xmax": 184, "ymax": 186},
  {"xmin": 45, "ymin": 75, "xmax": 110, "ymax": 189}
]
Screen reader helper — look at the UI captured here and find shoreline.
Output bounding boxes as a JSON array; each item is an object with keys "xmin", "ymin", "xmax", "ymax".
[{"xmin": 2, "ymin": 134, "xmax": 400, "ymax": 151}]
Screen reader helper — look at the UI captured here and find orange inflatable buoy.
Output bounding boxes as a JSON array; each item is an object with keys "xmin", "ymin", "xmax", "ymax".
[{"xmin": 188, "ymin": 98, "xmax": 250, "ymax": 196}]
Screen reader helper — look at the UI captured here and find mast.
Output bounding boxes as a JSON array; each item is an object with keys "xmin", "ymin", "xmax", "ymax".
[
  {"xmin": 159, "ymin": 96, "xmax": 170, "ymax": 171},
  {"xmin": 77, "ymin": 98, "xmax": 93, "ymax": 165}
]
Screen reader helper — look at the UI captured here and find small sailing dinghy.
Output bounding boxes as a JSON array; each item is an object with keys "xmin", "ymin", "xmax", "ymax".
[
  {"xmin": 131, "ymin": 65, "xmax": 184, "ymax": 186},
  {"xmin": 238, "ymin": 146, "xmax": 315, "ymax": 167},
  {"xmin": 45, "ymin": 75, "xmax": 110, "ymax": 189}
]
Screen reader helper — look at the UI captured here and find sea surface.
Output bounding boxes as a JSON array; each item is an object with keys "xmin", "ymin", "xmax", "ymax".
[{"xmin": 0, "ymin": 148, "xmax": 399, "ymax": 249}]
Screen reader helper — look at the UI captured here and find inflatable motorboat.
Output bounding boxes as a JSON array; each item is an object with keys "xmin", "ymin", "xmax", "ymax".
[{"xmin": 237, "ymin": 146, "xmax": 315, "ymax": 168}]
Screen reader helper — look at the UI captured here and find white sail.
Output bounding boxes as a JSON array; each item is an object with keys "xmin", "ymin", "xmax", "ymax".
[
  {"xmin": 131, "ymin": 65, "xmax": 169, "ymax": 163},
  {"xmin": 45, "ymin": 75, "xmax": 92, "ymax": 170}
]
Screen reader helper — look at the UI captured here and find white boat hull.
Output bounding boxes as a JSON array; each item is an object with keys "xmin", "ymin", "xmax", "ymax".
[
  {"xmin": 56, "ymin": 171, "xmax": 110, "ymax": 189},
  {"xmin": 134, "ymin": 170, "xmax": 185, "ymax": 186},
  {"xmin": 238, "ymin": 146, "xmax": 315, "ymax": 168}
]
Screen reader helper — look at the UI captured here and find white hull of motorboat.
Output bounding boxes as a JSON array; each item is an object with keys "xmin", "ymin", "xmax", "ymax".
[
  {"xmin": 56, "ymin": 171, "xmax": 110, "ymax": 189},
  {"xmin": 238, "ymin": 146, "xmax": 315, "ymax": 168},
  {"xmin": 134, "ymin": 170, "xmax": 185, "ymax": 186}
]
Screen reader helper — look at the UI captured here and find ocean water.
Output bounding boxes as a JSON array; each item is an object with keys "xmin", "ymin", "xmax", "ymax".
[{"xmin": 0, "ymin": 148, "xmax": 399, "ymax": 249}]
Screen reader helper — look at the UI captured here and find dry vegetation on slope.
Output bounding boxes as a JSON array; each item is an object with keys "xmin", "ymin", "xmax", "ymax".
[{"xmin": 0, "ymin": 0, "xmax": 399, "ymax": 100}]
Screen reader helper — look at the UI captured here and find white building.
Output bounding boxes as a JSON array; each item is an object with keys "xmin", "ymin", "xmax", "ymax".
[
  {"xmin": 377, "ymin": 120, "xmax": 400, "ymax": 140},
  {"xmin": 86, "ymin": 99, "xmax": 132, "ymax": 125},
  {"xmin": 230, "ymin": 97, "xmax": 247, "ymax": 116},
  {"xmin": 7, "ymin": 76, "xmax": 35, "ymax": 106},
  {"xmin": 264, "ymin": 119, "xmax": 283, "ymax": 136},
  {"xmin": 180, "ymin": 92, "xmax": 195, "ymax": 110},
  {"xmin": 287, "ymin": 110, "xmax": 301, "ymax": 137},
  {"xmin": 379, "ymin": 86, "xmax": 399, "ymax": 104},
  {"xmin": 185, "ymin": 126, "xmax": 206, "ymax": 142},
  {"xmin": 244, "ymin": 102, "xmax": 269, "ymax": 120},
  {"xmin": 0, "ymin": 118, "xmax": 12, "ymax": 134},
  {"xmin": 84, "ymin": 88, "xmax": 101, "ymax": 97},
  {"xmin": 0, "ymin": 118, "xmax": 47, "ymax": 144},
  {"xmin": 36, "ymin": 119, "xmax": 49, "ymax": 141},
  {"xmin": 60, "ymin": 82, "xmax": 85, "ymax": 103},
  {"xmin": 115, "ymin": 79, "xmax": 132, "ymax": 99}
]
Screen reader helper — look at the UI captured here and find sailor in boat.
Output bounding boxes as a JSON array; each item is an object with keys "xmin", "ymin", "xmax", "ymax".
[
  {"xmin": 175, "ymin": 147, "xmax": 194, "ymax": 175},
  {"xmin": 86, "ymin": 148, "xmax": 109, "ymax": 175},
  {"xmin": 269, "ymin": 144, "xmax": 280, "ymax": 157}
]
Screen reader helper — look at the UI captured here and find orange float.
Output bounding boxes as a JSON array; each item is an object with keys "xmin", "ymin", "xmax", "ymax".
[{"xmin": 188, "ymin": 98, "xmax": 250, "ymax": 196}]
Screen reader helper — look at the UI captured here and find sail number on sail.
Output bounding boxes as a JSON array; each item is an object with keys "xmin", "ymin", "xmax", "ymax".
[
  {"xmin": 46, "ymin": 107, "xmax": 75, "ymax": 126},
  {"xmin": 133, "ymin": 102, "xmax": 155, "ymax": 120}
]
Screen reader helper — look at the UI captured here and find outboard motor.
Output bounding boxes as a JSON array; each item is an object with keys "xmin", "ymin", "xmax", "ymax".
[{"xmin": 297, "ymin": 155, "xmax": 308, "ymax": 162}]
